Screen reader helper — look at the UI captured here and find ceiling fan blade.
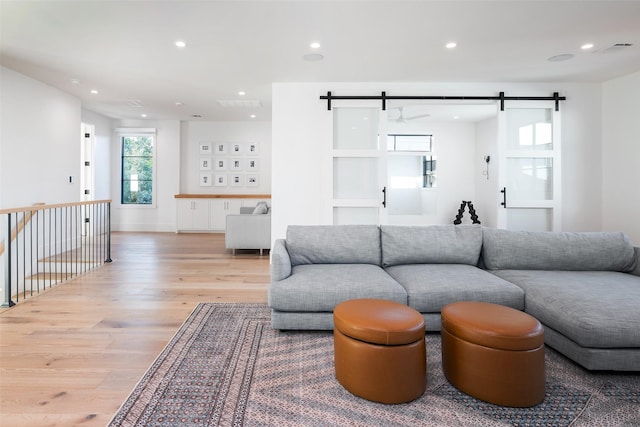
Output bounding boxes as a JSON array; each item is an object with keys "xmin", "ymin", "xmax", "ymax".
[{"xmin": 405, "ymin": 113, "xmax": 431, "ymax": 120}]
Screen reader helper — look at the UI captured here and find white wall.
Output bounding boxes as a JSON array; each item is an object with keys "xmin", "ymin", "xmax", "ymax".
[
  {"xmin": 272, "ymin": 81, "xmax": 604, "ymax": 242},
  {"xmin": 0, "ymin": 67, "xmax": 81, "ymax": 208},
  {"xmin": 475, "ymin": 116, "xmax": 499, "ymax": 228},
  {"xmin": 602, "ymin": 71, "xmax": 640, "ymax": 244},
  {"xmin": 180, "ymin": 121, "xmax": 272, "ymax": 195},
  {"xmin": 559, "ymin": 85, "xmax": 603, "ymax": 232},
  {"xmin": 110, "ymin": 119, "xmax": 181, "ymax": 232}
]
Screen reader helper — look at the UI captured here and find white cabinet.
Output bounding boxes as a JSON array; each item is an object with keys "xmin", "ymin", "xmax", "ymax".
[
  {"xmin": 176, "ymin": 199, "xmax": 210, "ymax": 230},
  {"xmin": 176, "ymin": 196, "xmax": 269, "ymax": 232},
  {"xmin": 209, "ymin": 199, "xmax": 243, "ymax": 231}
]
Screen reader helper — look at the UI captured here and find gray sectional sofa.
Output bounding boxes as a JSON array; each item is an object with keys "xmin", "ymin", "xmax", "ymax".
[{"xmin": 268, "ymin": 224, "xmax": 640, "ymax": 371}]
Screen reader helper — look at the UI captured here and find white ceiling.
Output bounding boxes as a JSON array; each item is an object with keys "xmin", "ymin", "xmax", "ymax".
[{"xmin": 2, "ymin": 0, "xmax": 639, "ymax": 122}]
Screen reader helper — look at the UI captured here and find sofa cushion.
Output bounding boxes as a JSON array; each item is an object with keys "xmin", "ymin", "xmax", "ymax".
[
  {"xmin": 384, "ymin": 264, "xmax": 524, "ymax": 313},
  {"xmin": 482, "ymin": 228, "xmax": 637, "ymax": 272},
  {"xmin": 381, "ymin": 224, "xmax": 482, "ymax": 267},
  {"xmin": 491, "ymin": 270, "xmax": 640, "ymax": 348},
  {"xmin": 286, "ymin": 225, "xmax": 381, "ymax": 266},
  {"xmin": 268, "ymin": 264, "xmax": 406, "ymax": 312}
]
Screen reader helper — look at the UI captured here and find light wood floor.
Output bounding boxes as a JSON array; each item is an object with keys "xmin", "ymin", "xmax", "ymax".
[{"xmin": 0, "ymin": 232, "xmax": 270, "ymax": 427}]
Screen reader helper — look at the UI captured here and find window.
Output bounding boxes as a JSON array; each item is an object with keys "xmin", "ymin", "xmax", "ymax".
[
  {"xmin": 387, "ymin": 134, "xmax": 436, "ymax": 188},
  {"xmin": 121, "ymin": 134, "xmax": 154, "ymax": 204}
]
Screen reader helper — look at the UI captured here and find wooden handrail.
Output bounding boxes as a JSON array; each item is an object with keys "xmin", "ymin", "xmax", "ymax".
[
  {"xmin": 0, "ymin": 199, "xmax": 112, "ymax": 215},
  {"xmin": 0, "ymin": 200, "xmax": 111, "ymax": 257},
  {"xmin": 0, "ymin": 203, "xmax": 45, "ymax": 257}
]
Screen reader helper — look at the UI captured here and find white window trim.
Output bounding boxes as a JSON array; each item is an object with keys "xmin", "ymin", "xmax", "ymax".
[{"xmin": 117, "ymin": 128, "xmax": 157, "ymax": 209}]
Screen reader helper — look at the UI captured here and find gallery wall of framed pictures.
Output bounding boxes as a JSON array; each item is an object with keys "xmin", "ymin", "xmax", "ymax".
[{"xmin": 198, "ymin": 142, "xmax": 260, "ymax": 188}]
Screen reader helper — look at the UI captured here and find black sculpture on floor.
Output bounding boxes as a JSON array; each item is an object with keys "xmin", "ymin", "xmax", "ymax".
[{"xmin": 453, "ymin": 201, "xmax": 481, "ymax": 225}]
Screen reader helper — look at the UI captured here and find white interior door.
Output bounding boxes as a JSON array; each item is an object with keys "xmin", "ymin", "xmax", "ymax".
[
  {"xmin": 497, "ymin": 104, "xmax": 561, "ymax": 231},
  {"xmin": 81, "ymin": 123, "xmax": 95, "ymax": 236},
  {"xmin": 332, "ymin": 107, "xmax": 387, "ymax": 225}
]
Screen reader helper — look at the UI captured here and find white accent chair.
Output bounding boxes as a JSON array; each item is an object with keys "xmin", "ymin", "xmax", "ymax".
[{"xmin": 225, "ymin": 206, "xmax": 271, "ymax": 255}]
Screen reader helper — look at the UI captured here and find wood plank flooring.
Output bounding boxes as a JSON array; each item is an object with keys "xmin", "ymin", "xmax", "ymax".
[{"xmin": 0, "ymin": 232, "xmax": 270, "ymax": 427}]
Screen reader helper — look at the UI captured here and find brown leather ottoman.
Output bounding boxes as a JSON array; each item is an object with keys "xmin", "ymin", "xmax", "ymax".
[
  {"xmin": 441, "ymin": 301, "xmax": 545, "ymax": 407},
  {"xmin": 333, "ymin": 298, "xmax": 426, "ymax": 404}
]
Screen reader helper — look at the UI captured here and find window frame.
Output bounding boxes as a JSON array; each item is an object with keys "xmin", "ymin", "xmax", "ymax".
[{"xmin": 117, "ymin": 128, "xmax": 157, "ymax": 208}]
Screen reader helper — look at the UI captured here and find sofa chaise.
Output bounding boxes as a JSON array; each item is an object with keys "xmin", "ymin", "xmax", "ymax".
[{"xmin": 268, "ymin": 224, "xmax": 640, "ymax": 371}]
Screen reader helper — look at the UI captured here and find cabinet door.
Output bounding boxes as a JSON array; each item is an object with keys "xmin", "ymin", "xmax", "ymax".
[
  {"xmin": 210, "ymin": 199, "xmax": 243, "ymax": 231},
  {"xmin": 176, "ymin": 199, "xmax": 209, "ymax": 230}
]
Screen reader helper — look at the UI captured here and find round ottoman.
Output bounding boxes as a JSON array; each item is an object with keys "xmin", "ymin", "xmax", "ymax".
[
  {"xmin": 333, "ymin": 298, "xmax": 426, "ymax": 404},
  {"xmin": 441, "ymin": 301, "xmax": 545, "ymax": 407}
]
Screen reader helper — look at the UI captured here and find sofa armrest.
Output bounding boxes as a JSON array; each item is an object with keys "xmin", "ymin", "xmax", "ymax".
[
  {"xmin": 225, "ymin": 213, "xmax": 271, "ymax": 250},
  {"xmin": 631, "ymin": 247, "xmax": 640, "ymax": 277},
  {"xmin": 271, "ymin": 239, "xmax": 292, "ymax": 281}
]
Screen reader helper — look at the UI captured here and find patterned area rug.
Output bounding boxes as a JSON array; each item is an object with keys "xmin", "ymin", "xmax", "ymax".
[{"xmin": 109, "ymin": 303, "xmax": 640, "ymax": 427}]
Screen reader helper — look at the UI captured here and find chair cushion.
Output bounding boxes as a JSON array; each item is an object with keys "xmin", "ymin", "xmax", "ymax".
[
  {"xmin": 491, "ymin": 269, "xmax": 640, "ymax": 348},
  {"xmin": 268, "ymin": 264, "xmax": 406, "ymax": 312},
  {"xmin": 286, "ymin": 225, "xmax": 381, "ymax": 266},
  {"xmin": 384, "ymin": 264, "xmax": 524, "ymax": 313},
  {"xmin": 381, "ymin": 225, "xmax": 482, "ymax": 267},
  {"xmin": 482, "ymin": 228, "xmax": 637, "ymax": 272}
]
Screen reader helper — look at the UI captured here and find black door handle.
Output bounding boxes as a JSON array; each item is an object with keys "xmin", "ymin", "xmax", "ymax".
[
  {"xmin": 382, "ymin": 187, "xmax": 387, "ymax": 208},
  {"xmin": 500, "ymin": 187, "xmax": 507, "ymax": 208}
]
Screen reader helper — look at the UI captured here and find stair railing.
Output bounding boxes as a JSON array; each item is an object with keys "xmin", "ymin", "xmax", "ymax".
[{"xmin": 0, "ymin": 200, "xmax": 112, "ymax": 307}]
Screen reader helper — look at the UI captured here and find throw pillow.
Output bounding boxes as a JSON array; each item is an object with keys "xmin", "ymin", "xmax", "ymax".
[{"xmin": 252, "ymin": 202, "xmax": 268, "ymax": 215}]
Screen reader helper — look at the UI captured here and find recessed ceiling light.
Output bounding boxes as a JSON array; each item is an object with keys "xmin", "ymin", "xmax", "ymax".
[
  {"xmin": 547, "ymin": 53, "xmax": 574, "ymax": 62},
  {"xmin": 581, "ymin": 43, "xmax": 594, "ymax": 50},
  {"xmin": 70, "ymin": 78, "xmax": 81, "ymax": 84},
  {"xmin": 141, "ymin": 113, "xmax": 147, "ymax": 118},
  {"xmin": 446, "ymin": 42, "xmax": 457, "ymax": 49},
  {"xmin": 90, "ymin": 89, "xmax": 98, "ymax": 94},
  {"xmin": 453, "ymin": 115, "xmax": 460, "ymax": 120},
  {"xmin": 310, "ymin": 42, "xmax": 321, "ymax": 49},
  {"xmin": 238, "ymin": 91, "xmax": 246, "ymax": 96},
  {"xmin": 303, "ymin": 53, "xmax": 324, "ymax": 62},
  {"xmin": 250, "ymin": 114, "xmax": 256, "ymax": 118},
  {"xmin": 175, "ymin": 102, "xmax": 184, "ymax": 106},
  {"xmin": 175, "ymin": 40, "xmax": 187, "ymax": 48}
]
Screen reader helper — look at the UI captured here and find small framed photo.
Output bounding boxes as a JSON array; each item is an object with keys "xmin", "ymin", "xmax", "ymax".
[
  {"xmin": 199, "ymin": 157, "xmax": 212, "ymax": 170},
  {"xmin": 215, "ymin": 143, "xmax": 228, "ymax": 155},
  {"xmin": 199, "ymin": 142, "xmax": 212, "ymax": 155},
  {"xmin": 231, "ymin": 142, "xmax": 243, "ymax": 154},
  {"xmin": 215, "ymin": 174, "xmax": 227, "ymax": 186},
  {"xmin": 230, "ymin": 158, "xmax": 243, "ymax": 171},
  {"xmin": 200, "ymin": 173, "xmax": 212, "ymax": 187},
  {"xmin": 230, "ymin": 174, "xmax": 243, "ymax": 187},
  {"xmin": 214, "ymin": 158, "xmax": 227, "ymax": 170},
  {"xmin": 246, "ymin": 174, "xmax": 259, "ymax": 187},
  {"xmin": 246, "ymin": 158, "xmax": 259, "ymax": 171},
  {"xmin": 247, "ymin": 143, "xmax": 259, "ymax": 155}
]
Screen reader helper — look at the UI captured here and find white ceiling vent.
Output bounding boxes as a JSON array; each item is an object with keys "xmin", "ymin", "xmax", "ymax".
[
  {"xmin": 600, "ymin": 43, "xmax": 633, "ymax": 54},
  {"xmin": 128, "ymin": 99, "xmax": 144, "ymax": 108},
  {"xmin": 217, "ymin": 100, "xmax": 262, "ymax": 108}
]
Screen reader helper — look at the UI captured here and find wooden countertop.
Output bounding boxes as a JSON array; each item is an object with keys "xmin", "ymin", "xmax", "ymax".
[{"xmin": 174, "ymin": 194, "xmax": 271, "ymax": 199}]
